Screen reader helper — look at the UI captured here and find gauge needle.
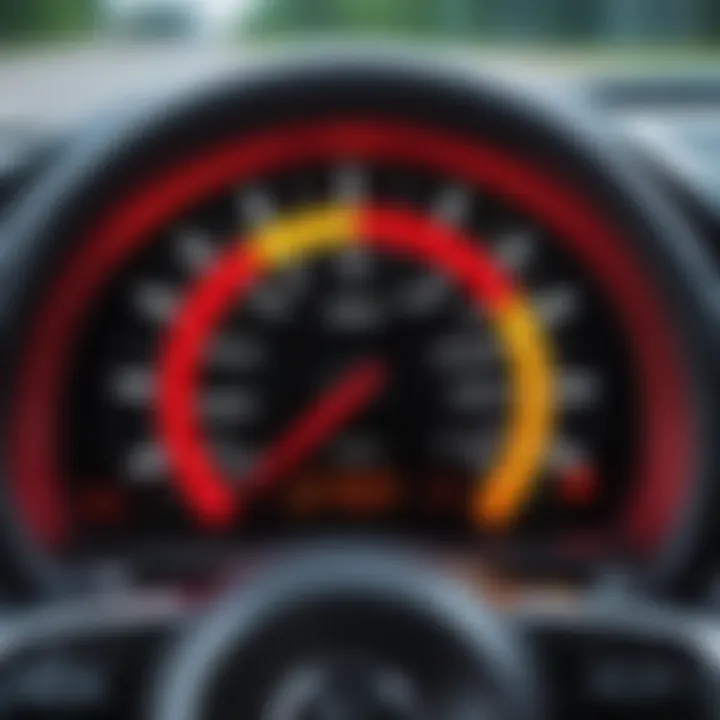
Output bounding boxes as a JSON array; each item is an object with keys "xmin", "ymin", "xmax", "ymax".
[{"xmin": 245, "ymin": 358, "xmax": 387, "ymax": 490}]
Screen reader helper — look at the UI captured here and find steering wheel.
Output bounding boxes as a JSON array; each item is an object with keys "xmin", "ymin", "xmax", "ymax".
[{"xmin": 153, "ymin": 547, "xmax": 540, "ymax": 720}]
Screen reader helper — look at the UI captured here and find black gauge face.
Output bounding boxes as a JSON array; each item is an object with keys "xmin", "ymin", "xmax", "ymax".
[
  {"xmin": 9, "ymin": 120, "xmax": 692, "ymax": 577},
  {"xmin": 60, "ymin": 157, "xmax": 636, "ymax": 555}
]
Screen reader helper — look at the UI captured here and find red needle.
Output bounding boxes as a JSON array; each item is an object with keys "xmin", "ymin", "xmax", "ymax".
[{"xmin": 244, "ymin": 358, "xmax": 387, "ymax": 490}]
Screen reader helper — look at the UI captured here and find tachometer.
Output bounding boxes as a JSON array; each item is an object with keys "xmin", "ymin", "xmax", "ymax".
[
  {"xmin": 13, "ymin": 122, "xmax": 676, "ymax": 561},
  {"xmin": 3, "ymin": 62, "xmax": 709, "ymax": 594}
]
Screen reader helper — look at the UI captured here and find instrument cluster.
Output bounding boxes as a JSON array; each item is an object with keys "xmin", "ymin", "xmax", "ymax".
[{"xmin": 0, "ymin": 61, "xmax": 715, "ymax": 595}]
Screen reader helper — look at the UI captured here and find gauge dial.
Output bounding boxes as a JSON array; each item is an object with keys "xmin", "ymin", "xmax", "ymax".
[
  {"xmin": 10, "ymin": 121, "xmax": 689, "ymax": 571},
  {"xmin": 53, "ymin": 155, "xmax": 635, "ymax": 552}
]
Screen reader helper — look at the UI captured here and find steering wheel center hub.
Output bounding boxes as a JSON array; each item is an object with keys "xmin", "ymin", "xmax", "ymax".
[{"xmin": 265, "ymin": 655, "xmax": 421, "ymax": 720}]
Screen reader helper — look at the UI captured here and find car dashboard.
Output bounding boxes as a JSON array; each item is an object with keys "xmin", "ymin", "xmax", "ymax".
[{"xmin": 0, "ymin": 52, "xmax": 718, "ymax": 719}]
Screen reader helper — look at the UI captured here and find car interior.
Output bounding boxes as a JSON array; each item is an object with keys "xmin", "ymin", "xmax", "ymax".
[{"xmin": 0, "ymin": 45, "xmax": 720, "ymax": 719}]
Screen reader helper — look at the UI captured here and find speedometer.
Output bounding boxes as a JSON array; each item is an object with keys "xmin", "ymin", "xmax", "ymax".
[
  {"xmin": 2, "ymin": 63, "xmax": 711, "ymax": 592},
  {"xmin": 62, "ymin": 147, "xmax": 635, "ymax": 546}
]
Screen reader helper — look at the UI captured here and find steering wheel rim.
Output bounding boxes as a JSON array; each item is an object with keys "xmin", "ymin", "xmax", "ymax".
[{"xmin": 151, "ymin": 544, "xmax": 543, "ymax": 720}]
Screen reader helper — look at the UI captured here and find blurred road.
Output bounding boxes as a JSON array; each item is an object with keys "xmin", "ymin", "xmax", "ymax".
[
  {"xmin": 1, "ymin": 40, "xmax": 718, "ymax": 132},
  {"xmin": 0, "ymin": 43, "xmax": 260, "ymax": 129},
  {"xmin": 0, "ymin": 41, "xmax": 586, "ymax": 131}
]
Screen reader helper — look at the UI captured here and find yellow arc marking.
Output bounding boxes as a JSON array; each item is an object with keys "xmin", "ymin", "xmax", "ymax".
[
  {"xmin": 248, "ymin": 205, "xmax": 357, "ymax": 267},
  {"xmin": 477, "ymin": 301, "xmax": 555, "ymax": 528}
]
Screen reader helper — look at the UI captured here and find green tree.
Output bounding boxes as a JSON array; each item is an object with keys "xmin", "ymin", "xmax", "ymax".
[
  {"xmin": 702, "ymin": 0, "xmax": 720, "ymax": 41},
  {"xmin": 246, "ymin": 0, "xmax": 475, "ymax": 37},
  {"xmin": 248, "ymin": 0, "xmax": 339, "ymax": 34},
  {"xmin": 0, "ymin": 0, "xmax": 98, "ymax": 42}
]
